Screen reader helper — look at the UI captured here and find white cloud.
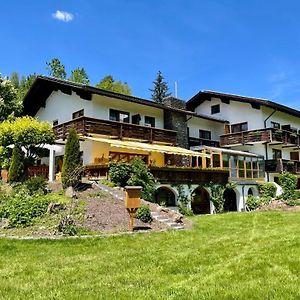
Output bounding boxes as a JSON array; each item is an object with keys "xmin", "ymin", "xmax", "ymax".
[{"xmin": 52, "ymin": 10, "xmax": 74, "ymax": 22}]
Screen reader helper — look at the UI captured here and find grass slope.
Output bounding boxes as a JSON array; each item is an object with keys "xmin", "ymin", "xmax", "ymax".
[{"xmin": 1, "ymin": 211, "xmax": 300, "ymax": 299}]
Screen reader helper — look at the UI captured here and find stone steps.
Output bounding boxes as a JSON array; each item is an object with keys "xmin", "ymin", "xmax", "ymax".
[{"xmin": 151, "ymin": 212, "xmax": 184, "ymax": 230}]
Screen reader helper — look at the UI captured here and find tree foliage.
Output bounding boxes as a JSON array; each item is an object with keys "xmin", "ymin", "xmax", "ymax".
[
  {"xmin": 8, "ymin": 145, "xmax": 24, "ymax": 183},
  {"xmin": 18, "ymin": 73, "xmax": 37, "ymax": 101},
  {"xmin": 10, "ymin": 72, "xmax": 20, "ymax": 89},
  {"xmin": 0, "ymin": 75, "xmax": 22, "ymax": 121},
  {"xmin": 46, "ymin": 58, "xmax": 67, "ymax": 79},
  {"xmin": 279, "ymin": 172, "xmax": 297, "ymax": 200},
  {"xmin": 96, "ymin": 75, "xmax": 132, "ymax": 95},
  {"xmin": 61, "ymin": 128, "xmax": 82, "ymax": 189},
  {"xmin": 0, "ymin": 116, "xmax": 55, "ymax": 158},
  {"xmin": 149, "ymin": 71, "xmax": 171, "ymax": 103},
  {"xmin": 69, "ymin": 68, "xmax": 90, "ymax": 84}
]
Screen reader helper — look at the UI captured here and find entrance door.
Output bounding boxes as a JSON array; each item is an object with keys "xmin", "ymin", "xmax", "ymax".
[
  {"xmin": 191, "ymin": 188, "xmax": 210, "ymax": 214},
  {"xmin": 223, "ymin": 189, "xmax": 237, "ymax": 212}
]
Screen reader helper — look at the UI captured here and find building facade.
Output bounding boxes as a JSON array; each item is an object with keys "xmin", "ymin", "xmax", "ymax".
[{"xmin": 23, "ymin": 77, "xmax": 300, "ymax": 214}]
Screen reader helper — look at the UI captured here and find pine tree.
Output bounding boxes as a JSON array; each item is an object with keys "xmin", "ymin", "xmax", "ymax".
[
  {"xmin": 61, "ymin": 128, "xmax": 82, "ymax": 189},
  {"xmin": 149, "ymin": 71, "xmax": 171, "ymax": 103},
  {"xmin": 8, "ymin": 145, "xmax": 24, "ymax": 183}
]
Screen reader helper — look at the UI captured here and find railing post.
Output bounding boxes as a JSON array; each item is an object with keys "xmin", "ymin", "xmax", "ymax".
[
  {"xmin": 119, "ymin": 123, "xmax": 123, "ymax": 140},
  {"xmin": 150, "ymin": 128, "xmax": 153, "ymax": 143}
]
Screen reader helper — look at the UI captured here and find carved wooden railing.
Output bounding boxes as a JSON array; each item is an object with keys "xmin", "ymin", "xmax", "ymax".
[{"xmin": 53, "ymin": 116, "xmax": 177, "ymax": 145}]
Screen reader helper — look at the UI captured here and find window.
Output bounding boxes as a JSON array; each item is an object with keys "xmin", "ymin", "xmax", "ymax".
[
  {"xmin": 109, "ymin": 109, "xmax": 129, "ymax": 123},
  {"xmin": 199, "ymin": 129, "xmax": 211, "ymax": 140},
  {"xmin": 231, "ymin": 122, "xmax": 248, "ymax": 133},
  {"xmin": 145, "ymin": 116, "xmax": 155, "ymax": 127},
  {"xmin": 272, "ymin": 149, "xmax": 282, "ymax": 160},
  {"xmin": 53, "ymin": 120, "xmax": 58, "ymax": 126},
  {"xmin": 132, "ymin": 114, "xmax": 141, "ymax": 125},
  {"xmin": 211, "ymin": 104, "xmax": 220, "ymax": 114},
  {"xmin": 72, "ymin": 109, "xmax": 84, "ymax": 119},
  {"xmin": 271, "ymin": 122, "xmax": 280, "ymax": 129},
  {"xmin": 290, "ymin": 152, "xmax": 299, "ymax": 161}
]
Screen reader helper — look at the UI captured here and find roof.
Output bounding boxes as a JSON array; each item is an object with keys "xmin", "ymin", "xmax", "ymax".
[
  {"xmin": 22, "ymin": 76, "xmax": 228, "ymax": 123},
  {"xmin": 190, "ymin": 145, "xmax": 263, "ymax": 158},
  {"xmin": 187, "ymin": 90, "xmax": 300, "ymax": 119}
]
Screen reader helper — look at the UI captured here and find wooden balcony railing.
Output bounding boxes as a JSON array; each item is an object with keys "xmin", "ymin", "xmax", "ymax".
[
  {"xmin": 53, "ymin": 116, "xmax": 177, "ymax": 145},
  {"xmin": 26, "ymin": 165, "xmax": 49, "ymax": 179},
  {"xmin": 220, "ymin": 128, "xmax": 300, "ymax": 147},
  {"xmin": 265, "ymin": 159, "xmax": 300, "ymax": 174},
  {"xmin": 189, "ymin": 137, "xmax": 220, "ymax": 147},
  {"xmin": 149, "ymin": 166, "xmax": 228, "ymax": 184}
]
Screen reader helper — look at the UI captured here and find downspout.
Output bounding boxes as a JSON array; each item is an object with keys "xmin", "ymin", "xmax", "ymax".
[{"xmin": 263, "ymin": 109, "xmax": 277, "ymax": 181}]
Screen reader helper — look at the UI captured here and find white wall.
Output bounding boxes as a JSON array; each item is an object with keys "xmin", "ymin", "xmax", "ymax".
[
  {"xmin": 92, "ymin": 94, "xmax": 164, "ymax": 129},
  {"xmin": 187, "ymin": 116, "xmax": 224, "ymax": 141},
  {"xmin": 194, "ymin": 97, "xmax": 265, "ymax": 130},
  {"xmin": 36, "ymin": 90, "xmax": 164, "ymax": 130}
]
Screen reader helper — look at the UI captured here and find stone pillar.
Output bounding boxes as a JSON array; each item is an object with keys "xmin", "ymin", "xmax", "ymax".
[{"xmin": 49, "ymin": 148, "xmax": 56, "ymax": 182}]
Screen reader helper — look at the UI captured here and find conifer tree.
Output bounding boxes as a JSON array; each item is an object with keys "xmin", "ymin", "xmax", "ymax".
[
  {"xmin": 61, "ymin": 128, "xmax": 82, "ymax": 189},
  {"xmin": 149, "ymin": 71, "xmax": 171, "ymax": 103},
  {"xmin": 8, "ymin": 145, "xmax": 24, "ymax": 183}
]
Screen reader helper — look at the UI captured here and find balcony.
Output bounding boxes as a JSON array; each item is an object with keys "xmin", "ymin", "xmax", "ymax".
[
  {"xmin": 265, "ymin": 159, "xmax": 300, "ymax": 174},
  {"xmin": 220, "ymin": 128, "xmax": 300, "ymax": 148},
  {"xmin": 149, "ymin": 166, "xmax": 228, "ymax": 184},
  {"xmin": 189, "ymin": 137, "xmax": 220, "ymax": 147},
  {"xmin": 53, "ymin": 116, "xmax": 177, "ymax": 145}
]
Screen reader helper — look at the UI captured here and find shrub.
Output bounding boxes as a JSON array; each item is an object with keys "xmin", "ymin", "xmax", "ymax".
[
  {"xmin": 23, "ymin": 176, "xmax": 47, "ymax": 195},
  {"xmin": 0, "ymin": 188, "xmax": 50, "ymax": 227},
  {"xmin": 127, "ymin": 158, "xmax": 156, "ymax": 201},
  {"xmin": 99, "ymin": 179, "xmax": 115, "ymax": 188},
  {"xmin": 8, "ymin": 145, "xmax": 24, "ymax": 183},
  {"xmin": 246, "ymin": 195, "xmax": 261, "ymax": 210},
  {"xmin": 110, "ymin": 158, "xmax": 156, "ymax": 201},
  {"xmin": 178, "ymin": 205, "xmax": 193, "ymax": 216},
  {"xmin": 286, "ymin": 199, "xmax": 300, "ymax": 206},
  {"xmin": 61, "ymin": 128, "xmax": 82, "ymax": 189},
  {"xmin": 136, "ymin": 205, "xmax": 152, "ymax": 223},
  {"xmin": 259, "ymin": 182, "xmax": 276, "ymax": 198},
  {"xmin": 209, "ymin": 184, "xmax": 226, "ymax": 213},
  {"xmin": 109, "ymin": 162, "xmax": 132, "ymax": 187},
  {"xmin": 279, "ymin": 172, "xmax": 297, "ymax": 200},
  {"xmin": 57, "ymin": 215, "xmax": 77, "ymax": 236}
]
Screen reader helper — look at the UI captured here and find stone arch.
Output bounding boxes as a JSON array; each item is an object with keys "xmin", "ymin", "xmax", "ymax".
[
  {"xmin": 247, "ymin": 186, "xmax": 259, "ymax": 197},
  {"xmin": 223, "ymin": 188, "xmax": 238, "ymax": 212},
  {"xmin": 191, "ymin": 186, "xmax": 210, "ymax": 214},
  {"xmin": 155, "ymin": 186, "xmax": 177, "ymax": 207}
]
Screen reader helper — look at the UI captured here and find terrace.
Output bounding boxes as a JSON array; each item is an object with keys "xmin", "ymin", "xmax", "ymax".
[
  {"xmin": 53, "ymin": 116, "xmax": 178, "ymax": 145},
  {"xmin": 220, "ymin": 127, "xmax": 300, "ymax": 148}
]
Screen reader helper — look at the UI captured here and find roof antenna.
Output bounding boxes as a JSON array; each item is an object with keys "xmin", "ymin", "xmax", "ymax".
[{"xmin": 174, "ymin": 81, "xmax": 178, "ymax": 98}]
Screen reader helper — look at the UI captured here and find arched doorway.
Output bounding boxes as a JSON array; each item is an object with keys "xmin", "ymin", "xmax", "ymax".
[
  {"xmin": 248, "ymin": 187, "xmax": 254, "ymax": 196},
  {"xmin": 155, "ymin": 187, "xmax": 176, "ymax": 206},
  {"xmin": 191, "ymin": 187, "xmax": 210, "ymax": 214},
  {"xmin": 223, "ymin": 188, "xmax": 237, "ymax": 212}
]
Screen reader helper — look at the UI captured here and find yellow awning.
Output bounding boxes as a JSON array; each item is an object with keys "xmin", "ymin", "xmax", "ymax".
[{"xmin": 82, "ymin": 136, "xmax": 209, "ymax": 157}]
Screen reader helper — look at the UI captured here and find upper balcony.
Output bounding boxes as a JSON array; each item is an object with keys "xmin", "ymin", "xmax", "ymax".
[
  {"xmin": 189, "ymin": 137, "xmax": 220, "ymax": 148},
  {"xmin": 220, "ymin": 127, "xmax": 300, "ymax": 148},
  {"xmin": 265, "ymin": 159, "xmax": 300, "ymax": 174},
  {"xmin": 53, "ymin": 116, "xmax": 177, "ymax": 145}
]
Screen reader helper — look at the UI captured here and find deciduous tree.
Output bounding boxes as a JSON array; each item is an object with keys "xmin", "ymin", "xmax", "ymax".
[
  {"xmin": 96, "ymin": 75, "xmax": 132, "ymax": 95},
  {"xmin": 69, "ymin": 68, "xmax": 90, "ymax": 84},
  {"xmin": 46, "ymin": 58, "xmax": 67, "ymax": 79}
]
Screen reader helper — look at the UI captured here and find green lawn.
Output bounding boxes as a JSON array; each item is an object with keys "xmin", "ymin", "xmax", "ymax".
[{"xmin": 1, "ymin": 211, "xmax": 300, "ymax": 299}]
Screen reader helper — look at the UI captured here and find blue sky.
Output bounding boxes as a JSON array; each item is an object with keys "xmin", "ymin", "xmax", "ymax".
[{"xmin": 1, "ymin": 0, "xmax": 300, "ymax": 108}]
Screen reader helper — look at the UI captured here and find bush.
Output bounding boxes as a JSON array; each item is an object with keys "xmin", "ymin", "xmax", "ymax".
[
  {"xmin": 178, "ymin": 205, "xmax": 193, "ymax": 216},
  {"xmin": 259, "ymin": 182, "xmax": 276, "ymax": 198},
  {"xmin": 109, "ymin": 158, "xmax": 156, "ymax": 201},
  {"xmin": 136, "ymin": 205, "xmax": 152, "ymax": 223},
  {"xmin": 109, "ymin": 162, "xmax": 132, "ymax": 187},
  {"xmin": 23, "ymin": 176, "xmax": 47, "ymax": 195},
  {"xmin": 57, "ymin": 215, "xmax": 77, "ymax": 236},
  {"xmin": 127, "ymin": 158, "xmax": 156, "ymax": 201},
  {"xmin": 279, "ymin": 172, "xmax": 297, "ymax": 200},
  {"xmin": 61, "ymin": 128, "xmax": 82, "ymax": 189},
  {"xmin": 286, "ymin": 199, "xmax": 300, "ymax": 206},
  {"xmin": 246, "ymin": 195, "xmax": 261, "ymax": 210},
  {"xmin": 8, "ymin": 145, "xmax": 24, "ymax": 183},
  {"xmin": 0, "ymin": 188, "xmax": 50, "ymax": 227}
]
